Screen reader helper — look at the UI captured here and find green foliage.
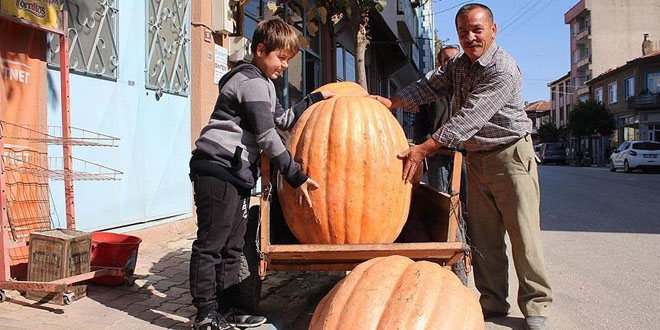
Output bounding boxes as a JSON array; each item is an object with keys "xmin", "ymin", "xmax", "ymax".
[
  {"xmin": 537, "ymin": 122, "xmax": 560, "ymax": 143},
  {"xmin": 567, "ymin": 99, "xmax": 615, "ymax": 138}
]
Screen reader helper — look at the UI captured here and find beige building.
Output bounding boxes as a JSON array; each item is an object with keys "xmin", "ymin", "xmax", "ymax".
[{"xmin": 564, "ymin": 0, "xmax": 660, "ymax": 103}]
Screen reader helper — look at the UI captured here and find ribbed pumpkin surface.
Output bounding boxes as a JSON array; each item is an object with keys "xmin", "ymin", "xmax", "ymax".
[
  {"xmin": 311, "ymin": 81, "xmax": 369, "ymax": 97},
  {"xmin": 309, "ymin": 255, "xmax": 485, "ymax": 330},
  {"xmin": 277, "ymin": 92, "xmax": 411, "ymax": 244}
]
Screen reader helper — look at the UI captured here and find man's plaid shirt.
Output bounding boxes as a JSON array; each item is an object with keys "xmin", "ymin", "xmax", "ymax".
[{"xmin": 397, "ymin": 42, "xmax": 532, "ymax": 152}]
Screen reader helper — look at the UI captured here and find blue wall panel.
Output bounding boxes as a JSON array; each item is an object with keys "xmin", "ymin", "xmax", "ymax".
[{"xmin": 47, "ymin": 1, "xmax": 192, "ymax": 231}]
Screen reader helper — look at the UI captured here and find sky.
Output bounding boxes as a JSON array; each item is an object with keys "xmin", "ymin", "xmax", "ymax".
[{"xmin": 432, "ymin": 0, "xmax": 578, "ymax": 102}]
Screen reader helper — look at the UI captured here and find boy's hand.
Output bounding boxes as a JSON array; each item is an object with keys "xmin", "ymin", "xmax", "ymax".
[
  {"xmin": 296, "ymin": 178, "xmax": 320, "ymax": 208},
  {"xmin": 369, "ymin": 94, "xmax": 393, "ymax": 108},
  {"xmin": 321, "ymin": 91, "xmax": 335, "ymax": 100}
]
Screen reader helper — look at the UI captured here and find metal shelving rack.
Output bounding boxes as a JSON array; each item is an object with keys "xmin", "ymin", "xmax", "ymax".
[
  {"xmin": 1, "ymin": 120, "xmax": 123, "ymax": 181},
  {"xmin": 1, "ymin": 120, "xmax": 120, "ymax": 147},
  {"xmin": 0, "ymin": 9, "xmax": 126, "ymax": 303}
]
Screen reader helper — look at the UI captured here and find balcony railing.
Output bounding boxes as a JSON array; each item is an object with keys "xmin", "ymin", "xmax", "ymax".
[
  {"xmin": 627, "ymin": 93, "xmax": 660, "ymax": 109},
  {"xmin": 576, "ymin": 85, "xmax": 590, "ymax": 96},
  {"xmin": 576, "ymin": 55, "xmax": 591, "ymax": 69},
  {"xmin": 574, "ymin": 27, "xmax": 590, "ymax": 42}
]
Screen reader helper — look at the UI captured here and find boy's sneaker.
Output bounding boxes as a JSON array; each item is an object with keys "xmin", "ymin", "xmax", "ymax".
[
  {"xmin": 193, "ymin": 311, "xmax": 238, "ymax": 330},
  {"xmin": 222, "ymin": 308, "xmax": 267, "ymax": 328}
]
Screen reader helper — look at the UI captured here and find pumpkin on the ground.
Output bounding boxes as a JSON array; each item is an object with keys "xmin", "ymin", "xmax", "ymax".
[
  {"xmin": 309, "ymin": 255, "xmax": 485, "ymax": 330},
  {"xmin": 277, "ymin": 82, "xmax": 411, "ymax": 244}
]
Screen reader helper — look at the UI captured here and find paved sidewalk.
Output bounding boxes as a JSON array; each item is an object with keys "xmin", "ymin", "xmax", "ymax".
[{"xmin": 0, "ymin": 215, "xmax": 527, "ymax": 330}]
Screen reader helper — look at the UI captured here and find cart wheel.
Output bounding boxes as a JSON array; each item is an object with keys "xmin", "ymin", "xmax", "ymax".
[
  {"xmin": 63, "ymin": 292, "xmax": 75, "ymax": 305},
  {"xmin": 0, "ymin": 289, "xmax": 6, "ymax": 302},
  {"xmin": 126, "ymin": 277, "xmax": 136, "ymax": 287}
]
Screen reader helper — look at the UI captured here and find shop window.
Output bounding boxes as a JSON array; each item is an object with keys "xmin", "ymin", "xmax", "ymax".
[
  {"xmin": 47, "ymin": 0, "xmax": 119, "ymax": 80},
  {"xmin": 264, "ymin": 0, "xmax": 322, "ymax": 108},
  {"xmin": 243, "ymin": 0, "xmax": 264, "ymax": 40},
  {"xmin": 146, "ymin": 0, "xmax": 191, "ymax": 96},
  {"xmin": 336, "ymin": 46, "xmax": 355, "ymax": 82}
]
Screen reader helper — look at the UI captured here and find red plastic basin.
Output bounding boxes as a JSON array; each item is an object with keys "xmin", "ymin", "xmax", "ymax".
[{"xmin": 90, "ymin": 232, "xmax": 142, "ymax": 286}]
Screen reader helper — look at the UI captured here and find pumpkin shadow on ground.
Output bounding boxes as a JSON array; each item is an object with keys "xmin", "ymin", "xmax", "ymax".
[{"xmin": 258, "ymin": 271, "xmax": 344, "ymax": 330}]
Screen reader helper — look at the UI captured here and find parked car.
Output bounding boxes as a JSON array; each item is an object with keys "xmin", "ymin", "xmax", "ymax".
[
  {"xmin": 609, "ymin": 140, "xmax": 660, "ymax": 172},
  {"xmin": 539, "ymin": 142, "xmax": 566, "ymax": 165},
  {"xmin": 534, "ymin": 144, "xmax": 542, "ymax": 160}
]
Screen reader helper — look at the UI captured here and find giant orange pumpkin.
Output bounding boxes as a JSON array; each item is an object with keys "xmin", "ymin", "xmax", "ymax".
[
  {"xmin": 311, "ymin": 81, "xmax": 369, "ymax": 97},
  {"xmin": 309, "ymin": 255, "xmax": 485, "ymax": 330},
  {"xmin": 277, "ymin": 83, "xmax": 411, "ymax": 244}
]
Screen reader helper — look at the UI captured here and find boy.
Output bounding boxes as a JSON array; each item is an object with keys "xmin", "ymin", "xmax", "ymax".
[{"xmin": 189, "ymin": 18, "xmax": 331, "ymax": 330}]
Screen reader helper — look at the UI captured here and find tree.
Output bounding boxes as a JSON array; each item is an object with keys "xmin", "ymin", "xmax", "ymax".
[
  {"xmin": 537, "ymin": 122, "xmax": 560, "ymax": 143},
  {"xmin": 567, "ymin": 99, "xmax": 615, "ymax": 150},
  {"xmin": 568, "ymin": 100, "xmax": 615, "ymax": 138}
]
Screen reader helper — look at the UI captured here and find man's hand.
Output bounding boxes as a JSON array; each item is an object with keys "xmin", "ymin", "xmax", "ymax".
[
  {"xmin": 397, "ymin": 138, "xmax": 443, "ymax": 183},
  {"xmin": 296, "ymin": 178, "xmax": 320, "ymax": 208},
  {"xmin": 369, "ymin": 94, "xmax": 392, "ymax": 108}
]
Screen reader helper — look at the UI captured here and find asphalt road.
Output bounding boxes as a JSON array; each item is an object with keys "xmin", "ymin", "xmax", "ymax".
[{"xmin": 484, "ymin": 164, "xmax": 660, "ymax": 330}]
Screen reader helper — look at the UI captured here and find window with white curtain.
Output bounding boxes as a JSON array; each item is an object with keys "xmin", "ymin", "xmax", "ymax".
[
  {"xmin": 648, "ymin": 72, "xmax": 660, "ymax": 93},
  {"xmin": 595, "ymin": 87, "xmax": 603, "ymax": 103},
  {"xmin": 624, "ymin": 77, "xmax": 635, "ymax": 99},
  {"xmin": 608, "ymin": 82, "xmax": 617, "ymax": 104}
]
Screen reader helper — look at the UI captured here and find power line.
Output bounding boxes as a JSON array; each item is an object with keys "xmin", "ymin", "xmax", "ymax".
[
  {"xmin": 498, "ymin": 1, "xmax": 544, "ymax": 35},
  {"xmin": 498, "ymin": 0, "xmax": 555, "ymax": 40}
]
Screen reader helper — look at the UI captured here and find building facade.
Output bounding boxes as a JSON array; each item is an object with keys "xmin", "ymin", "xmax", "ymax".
[
  {"xmin": 588, "ymin": 51, "xmax": 660, "ymax": 148},
  {"xmin": 564, "ymin": 0, "xmax": 660, "ymax": 104},
  {"xmin": 222, "ymin": 0, "xmax": 434, "ymax": 139}
]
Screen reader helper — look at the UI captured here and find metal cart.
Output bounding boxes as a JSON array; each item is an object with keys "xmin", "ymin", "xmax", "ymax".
[{"xmin": 237, "ymin": 150, "xmax": 470, "ymax": 311}]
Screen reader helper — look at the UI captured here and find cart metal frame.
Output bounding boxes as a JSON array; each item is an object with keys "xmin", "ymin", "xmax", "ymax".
[{"xmin": 256, "ymin": 150, "xmax": 469, "ymax": 279}]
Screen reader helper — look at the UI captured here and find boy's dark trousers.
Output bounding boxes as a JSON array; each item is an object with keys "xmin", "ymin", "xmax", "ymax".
[{"xmin": 189, "ymin": 174, "xmax": 248, "ymax": 319}]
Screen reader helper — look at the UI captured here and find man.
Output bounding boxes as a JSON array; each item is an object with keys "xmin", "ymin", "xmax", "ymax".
[
  {"xmin": 382, "ymin": 3, "xmax": 552, "ymax": 330},
  {"xmin": 412, "ymin": 45, "xmax": 460, "ymax": 193}
]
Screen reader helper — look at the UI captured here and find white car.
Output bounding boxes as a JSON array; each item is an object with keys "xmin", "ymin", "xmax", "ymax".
[{"xmin": 609, "ymin": 140, "xmax": 660, "ymax": 172}]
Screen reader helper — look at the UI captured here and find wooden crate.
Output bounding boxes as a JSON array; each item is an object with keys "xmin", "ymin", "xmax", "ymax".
[{"xmin": 26, "ymin": 229, "xmax": 91, "ymax": 304}]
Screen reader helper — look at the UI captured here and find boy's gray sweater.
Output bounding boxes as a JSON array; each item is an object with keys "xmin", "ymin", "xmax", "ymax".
[{"xmin": 190, "ymin": 62, "xmax": 323, "ymax": 193}]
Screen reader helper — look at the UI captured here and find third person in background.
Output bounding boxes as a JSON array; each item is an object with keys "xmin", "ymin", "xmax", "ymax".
[{"xmin": 412, "ymin": 44, "xmax": 460, "ymax": 193}]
